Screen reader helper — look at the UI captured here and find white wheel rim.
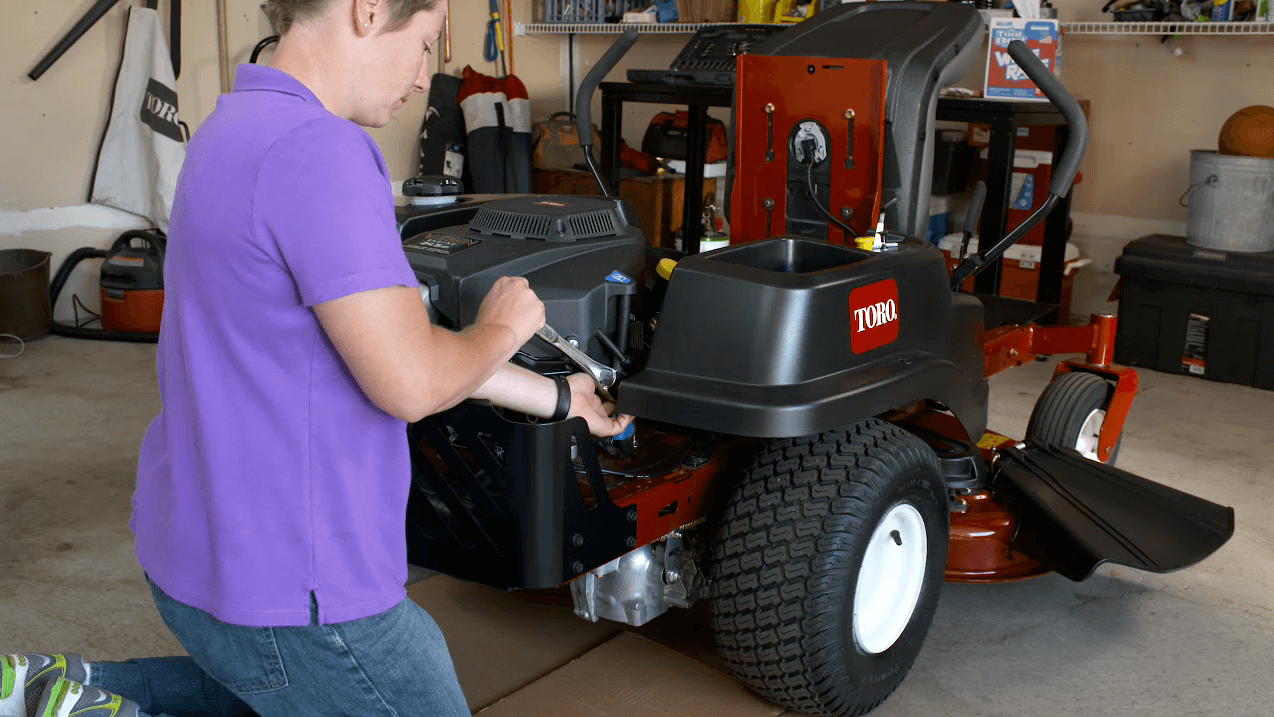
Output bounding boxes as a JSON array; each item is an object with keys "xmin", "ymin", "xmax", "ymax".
[
  {"xmin": 1075, "ymin": 408, "xmax": 1106, "ymax": 461},
  {"xmin": 852, "ymin": 503, "xmax": 927, "ymax": 654}
]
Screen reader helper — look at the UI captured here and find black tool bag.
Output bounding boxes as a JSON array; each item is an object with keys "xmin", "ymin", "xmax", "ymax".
[{"xmin": 418, "ymin": 73, "xmax": 467, "ymax": 180}]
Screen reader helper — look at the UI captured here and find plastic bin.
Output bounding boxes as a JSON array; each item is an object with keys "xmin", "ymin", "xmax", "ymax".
[
  {"xmin": 0, "ymin": 249, "xmax": 53, "ymax": 341},
  {"xmin": 536, "ymin": 0, "xmax": 648, "ymax": 23},
  {"xmin": 1114, "ymin": 234, "xmax": 1274, "ymax": 390}
]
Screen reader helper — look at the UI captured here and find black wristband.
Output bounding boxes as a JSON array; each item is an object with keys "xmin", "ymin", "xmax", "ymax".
[{"xmin": 549, "ymin": 375, "xmax": 572, "ymax": 422}]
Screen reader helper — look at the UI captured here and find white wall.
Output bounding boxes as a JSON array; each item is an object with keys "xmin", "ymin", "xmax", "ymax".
[{"xmin": 3, "ymin": 0, "xmax": 1270, "ymax": 324}]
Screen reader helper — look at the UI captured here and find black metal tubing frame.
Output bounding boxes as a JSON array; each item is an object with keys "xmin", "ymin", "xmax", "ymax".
[
  {"xmin": 936, "ymin": 97, "xmax": 1073, "ymax": 321},
  {"xmin": 599, "ymin": 82, "xmax": 734, "ymax": 256}
]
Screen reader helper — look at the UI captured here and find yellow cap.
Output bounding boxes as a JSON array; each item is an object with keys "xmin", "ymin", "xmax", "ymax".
[
  {"xmin": 855, "ymin": 236, "xmax": 875, "ymax": 251},
  {"xmin": 656, "ymin": 258, "xmax": 678, "ymax": 281}
]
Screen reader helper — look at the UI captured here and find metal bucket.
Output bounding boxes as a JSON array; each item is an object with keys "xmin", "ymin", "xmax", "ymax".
[
  {"xmin": 1185, "ymin": 150, "xmax": 1274, "ymax": 253},
  {"xmin": 0, "ymin": 249, "xmax": 53, "ymax": 340}
]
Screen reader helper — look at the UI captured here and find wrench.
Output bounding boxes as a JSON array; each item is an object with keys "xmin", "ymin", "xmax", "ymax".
[{"xmin": 536, "ymin": 324, "xmax": 617, "ymax": 403}]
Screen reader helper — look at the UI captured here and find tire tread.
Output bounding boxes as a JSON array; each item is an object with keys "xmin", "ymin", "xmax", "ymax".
[{"xmin": 708, "ymin": 419, "xmax": 944, "ymax": 717}]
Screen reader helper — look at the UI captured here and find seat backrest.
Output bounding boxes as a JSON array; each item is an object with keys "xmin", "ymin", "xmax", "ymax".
[{"xmin": 755, "ymin": 1, "xmax": 984, "ymax": 238}]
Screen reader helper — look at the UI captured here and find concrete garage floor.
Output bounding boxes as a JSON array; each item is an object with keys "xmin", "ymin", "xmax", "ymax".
[{"xmin": 2, "ymin": 335, "xmax": 1271, "ymax": 716}]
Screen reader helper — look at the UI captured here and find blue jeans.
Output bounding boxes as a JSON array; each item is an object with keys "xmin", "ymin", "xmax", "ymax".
[{"xmin": 89, "ymin": 579, "xmax": 469, "ymax": 717}]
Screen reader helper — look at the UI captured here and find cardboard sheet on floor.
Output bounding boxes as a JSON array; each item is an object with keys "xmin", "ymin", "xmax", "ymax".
[
  {"xmin": 476, "ymin": 632, "xmax": 785, "ymax": 717},
  {"xmin": 408, "ymin": 576, "xmax": 621, "ymax": 712}
]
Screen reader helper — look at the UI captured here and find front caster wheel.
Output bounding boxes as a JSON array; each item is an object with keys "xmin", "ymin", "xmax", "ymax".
[
  {"xmin": 1027, "ymin": 371, "xmax": 1120, "ymax": 465},
  {"xmin": 708, "ymin": 419, "xmax": 948, "ymax": 717}
]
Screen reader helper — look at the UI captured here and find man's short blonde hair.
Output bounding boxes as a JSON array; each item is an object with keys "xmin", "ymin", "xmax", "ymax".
[{"xmin": 262, "ymin": 0, "xmax": 440, "ymax": 35}]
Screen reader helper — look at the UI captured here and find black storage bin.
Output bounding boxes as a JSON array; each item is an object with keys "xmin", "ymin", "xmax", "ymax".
[
  {"xmin": 404, "ymin": 402, "xmax": 636, "ymax": 590},
  {"xmin": 1114, "ymin": 234, "xmax": 1274, "ymax": 390}
]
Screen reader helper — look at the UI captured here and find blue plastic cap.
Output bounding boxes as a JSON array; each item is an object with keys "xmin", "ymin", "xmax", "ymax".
[{"xmin": 614, "ymin": 420, "xmax": 636, "ymax": 441}]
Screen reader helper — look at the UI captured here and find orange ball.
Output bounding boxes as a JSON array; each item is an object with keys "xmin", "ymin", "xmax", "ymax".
[{"xmin": 1218, "ymin": 105, "xmax": 1274, "ymax": 159}]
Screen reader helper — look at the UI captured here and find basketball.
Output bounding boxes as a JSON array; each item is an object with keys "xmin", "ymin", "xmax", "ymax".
[{"xmin": 1218, "ymin": 105, "xmax": 1274, "ymax": 158}]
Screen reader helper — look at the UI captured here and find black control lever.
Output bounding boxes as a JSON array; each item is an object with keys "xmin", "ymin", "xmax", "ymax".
[
  {"xmin": 949, "ymin": 40, "xmax": 1089, "ymax": 290},
  {"xmin": 954, "ymin": 181, "xmax": 987, "ymax": 289},
  {"xmin": 574, "ymin": 29, "xmax": 640, "ymax": 197}
]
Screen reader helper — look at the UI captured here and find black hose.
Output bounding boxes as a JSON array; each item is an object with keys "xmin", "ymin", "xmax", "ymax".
[
  {"xmin": 48, "ymin": 246, "xmax": 160, "ymax": 343},
  {"xmin": 251, "ymin": 35, "xmax": 280, "ymax": 64}
]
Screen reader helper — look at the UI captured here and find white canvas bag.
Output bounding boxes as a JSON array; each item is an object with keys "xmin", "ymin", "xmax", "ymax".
[{"xmin": 90, "ymin": 6, "xmax": 185, "ymax": 232}]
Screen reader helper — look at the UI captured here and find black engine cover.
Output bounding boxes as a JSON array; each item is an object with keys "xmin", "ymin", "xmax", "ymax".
[{"xmin": 402, "ymin": 196, "xmax": 647, "ymax": 364}]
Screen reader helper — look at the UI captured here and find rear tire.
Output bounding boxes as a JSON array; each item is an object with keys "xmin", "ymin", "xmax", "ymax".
[
  {"xmin": 707, "ymin": 419, "xmax": 947, "ymax": 717},
  {"xmin": 1027, "ymin": 372, "xmax": 1120, "ymax": 465}
]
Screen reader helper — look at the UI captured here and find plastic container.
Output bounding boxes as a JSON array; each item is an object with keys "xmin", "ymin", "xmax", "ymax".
[
  {"xmin": 1114, "ymin": 234, "xmax": 1274, "ymax": 390},
  {"xmin": 1185, "ymin": 150, "xmax": 1274, "ymax": 254},
  {"xmin": 537, "ymin": 0, "xmax": 647, "ymax": 23},
  {"xmin": 0, "ymin": 249, "xmax": 53, "ymax": 340}
]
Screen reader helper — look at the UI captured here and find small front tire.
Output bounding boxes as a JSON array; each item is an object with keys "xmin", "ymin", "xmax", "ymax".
[{"xmin": 1027, "ymin": 371, "xmax": 1120, "ymax": 465}]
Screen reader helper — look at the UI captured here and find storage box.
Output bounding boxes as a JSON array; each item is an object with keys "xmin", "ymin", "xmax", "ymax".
[
  {"xmin": 1114, "ymin": 234, "xmax": 1274, "ymax": 390},
  {"xmin": 676, "ymin": 0, "xmax": 736, "ymax": 23},
  {"xmin": 985, "ymin": 18, "xmax": 1063, "ymax": 101},
  {"xmin": 533, "ymin": 169, "xmax": 716, "ymax": 248}
]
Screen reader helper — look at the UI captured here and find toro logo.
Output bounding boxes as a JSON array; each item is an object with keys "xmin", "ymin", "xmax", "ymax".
[{"xmin": 849, "ymin": 279, "xmax": 900, "ymax": 354}]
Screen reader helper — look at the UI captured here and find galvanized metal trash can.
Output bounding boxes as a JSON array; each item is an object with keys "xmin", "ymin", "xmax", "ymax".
[
  {"xmin": 1186, "ymin": 150, "xmax": 1274, "ymax": 254},
  {"xmin": 0, "ymin": 249, "xmax": 54, "ymax": 340}
]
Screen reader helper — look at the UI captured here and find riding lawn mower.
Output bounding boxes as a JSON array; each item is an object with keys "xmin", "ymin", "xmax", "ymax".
[{"xmin": 392, "ymin": 4, "xmax": 1234, "ymax": 716}]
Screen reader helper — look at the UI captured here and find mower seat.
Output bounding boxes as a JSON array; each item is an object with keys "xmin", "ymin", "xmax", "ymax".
[{"xmin": 754, "ymin": 1, "xmax": 984, "ymax": 240}]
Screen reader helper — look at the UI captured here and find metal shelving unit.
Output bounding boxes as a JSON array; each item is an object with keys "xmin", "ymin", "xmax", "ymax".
[
  {"xmin": 518, "ymin": 20, "xmax": 1274, "ymax": 36},
  {"xmin": 1065, "ymin": 21, "xmax": 1274, "ymax": 34},
  {"xmin": 516, "ymin": 22, "xmax": 721, "ymax": 35}
]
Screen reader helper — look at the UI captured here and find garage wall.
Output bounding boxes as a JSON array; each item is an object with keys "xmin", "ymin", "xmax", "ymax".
[{"xmin": 2, "ymin": 0, "xmax": 1269, "ymax": 322}]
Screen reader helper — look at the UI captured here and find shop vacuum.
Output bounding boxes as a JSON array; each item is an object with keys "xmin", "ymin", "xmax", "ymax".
[{"xmin": 49, "ymin": 230, "xmax": 165, "ymax": 343}]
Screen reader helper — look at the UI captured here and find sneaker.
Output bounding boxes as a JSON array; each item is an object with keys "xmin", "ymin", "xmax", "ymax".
[
  {"xmin": 1, "ymin": 655, "xmax": 87, "ymax": 717},
  {"xmin": 30, "ymin": 678, "xmax": 138, "ymax": 717}
]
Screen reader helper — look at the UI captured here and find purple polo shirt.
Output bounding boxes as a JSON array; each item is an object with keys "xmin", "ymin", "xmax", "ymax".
[{"xmin": 133, "ymin": 64, "xmax": 419, "ymax": 627}]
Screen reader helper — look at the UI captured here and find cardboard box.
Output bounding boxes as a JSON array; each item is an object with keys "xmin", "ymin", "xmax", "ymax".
[
  {"xmin": 985, "ymin": 18, "xmax": 1063, "ymax": 101},
  {"xmin": 408, "ymin": 576, "xmax": 620, "ymax": 712},
  {"xmin": 476, "ymin": 632, "xmax": 784, "ymax": 717}
]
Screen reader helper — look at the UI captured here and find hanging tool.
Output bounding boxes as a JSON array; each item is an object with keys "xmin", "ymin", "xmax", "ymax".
[
  {"xmin": 29, "ymin": 0, "xmax": 121, "ymax": 80},
  {"xmin": 444, "ymin": 7, "xmax": 452, "ymax": 64},
  {"xmin": 485, "ymin": 0, "xmax": 507, "ymax": 76},
  {"xmin": 216, "ymin": 0, "xmax": 232, "ymax": 93},
  {"xmin": 503, "ymin": 0, "xmax": 514, "ymax": 75},
  {"xmin": 30, "ymin": 0, "xmax": 181, "ymax": 81}
]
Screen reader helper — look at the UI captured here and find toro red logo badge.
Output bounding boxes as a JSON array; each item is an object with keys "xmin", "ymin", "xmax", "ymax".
[{"xmin": 849, "ymin": 279, "xmax": 900, "ymax": 354}]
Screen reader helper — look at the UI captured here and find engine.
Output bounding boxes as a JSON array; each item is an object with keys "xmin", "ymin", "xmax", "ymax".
[{"xmin": 401, "ymin": 195, "xmax": 649, "ymax": 371}]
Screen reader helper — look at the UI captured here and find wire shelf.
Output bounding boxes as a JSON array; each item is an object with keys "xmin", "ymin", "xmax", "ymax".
[
  {"xmin": 518, "ymin": 20, "xmax": 1274, "ymax": 36},
  {"xmin": 517, "ymin": 22, "xmax": 724, "ymax": 35},
  {"xmin": 1065, "ymin": 21, "xmax": 1274, "ymax": 34}
]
